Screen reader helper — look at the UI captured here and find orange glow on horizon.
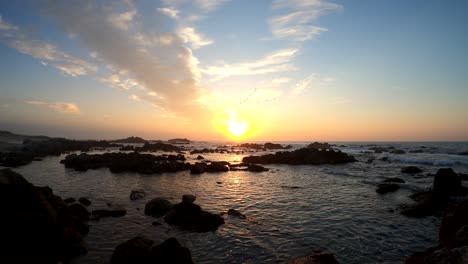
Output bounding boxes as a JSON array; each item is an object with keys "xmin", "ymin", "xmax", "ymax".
[{"xmin": 214, "ymin": 110, "xmax": 256, "ymax": 140}]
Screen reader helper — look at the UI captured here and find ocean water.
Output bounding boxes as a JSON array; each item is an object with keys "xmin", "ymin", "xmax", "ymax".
[{"xmin": 6, "ymin": 142, "xmax": 468, "ymax": 263}]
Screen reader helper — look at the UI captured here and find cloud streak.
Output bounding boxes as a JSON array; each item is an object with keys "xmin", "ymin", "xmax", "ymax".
[
  {"xmin": 270, "ymin": 0, "xmax": 342, "ymax": 41},
  {"xmin": 25, "ymin": 101, "xmax": 81, "ymax": 114},
  {"xmin": 202, "ymin": 48, "xmax": 298, "ymax": 81}
]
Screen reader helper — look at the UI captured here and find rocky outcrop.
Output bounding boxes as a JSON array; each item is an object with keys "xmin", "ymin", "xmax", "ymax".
[
  {"xmin": 401, "ymin": 166, "xmax": 423, "ymax": 174},
  {"xmin": 168, "ymin": 138, "xmax": 191, "ymax": 144},
  {"xmin": 110, "ymin": 136, "xmax": 147, "ymax": 144},
  {"xmin": 406, "ymin": 201, "xmax": 468, "ymax": 264},
  {"xmin": 306, "ymin": 142, "xmax": 331, "ymax": 150},
  {"xmin": 110, "ymin": 237, "xmax": 193, "ymax": 264},
  {"xmin": 0, "ymin": 168, "xmax": 89, "ymax": 263},
  {"xmin": 91, "ymin": 203, "xmax": 126, "ymax": 220},
  {"xmin": 164, "ymin": 196, "xmax": 224, "ymax": 232},
  {"xmin": 242, "ymin": 148, "xmax": 356, "ymax": 165},
  {"xmin": 145, "ymin": 198, "xmax": 173, "ymax": 217},
  {"xmin": 61, "ymin": 152, "xmax": 189, "ymax": 174},
  {"xmin": 263, "ymin": 142, "xmax": 286, "ymax": 149},
  {"xmin": 78, "ymin": 197, "xmax": 91, "ymax": 206},
  {"xmin": 401, "ymin": 168, "xmax": 467, "ymax": 217},
  {"xmin": 0, "ymin": 138, "xmax": 120, "ymax": 167},
  {"xmin": 135, "ymin": 142, "xmax": 181, "ymax": 152}
]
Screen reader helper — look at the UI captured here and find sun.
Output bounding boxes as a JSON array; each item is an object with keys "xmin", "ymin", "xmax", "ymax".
[{"xmin": 228, "ymin": 112, "xmax": 249, "ymax": 137}]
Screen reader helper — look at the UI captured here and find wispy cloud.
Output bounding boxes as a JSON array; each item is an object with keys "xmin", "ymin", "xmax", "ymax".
[
  {"xmin": 202, "ymin": 48, "xmax": 298, "ymax": 81},
  {"xmin": 195, "ymin": 0, "xmax": 230, "ymax": 12},
  {"xmin": 291, "ymin": 73, "xmax": 335, "ymax": 95},
  {"xmin": 270, "ymin": 0, "xmax": 342, "ymax": 41},
  {"xmin": 25, "ymin": 101, "xmax": 81, "ymax": 114},
  {"xmin": 157, "ymin": 7, "xmax": 180, "ymax": 19},
  {"xmin": 178, "ymin": 27, "xmax": 214, "ymax": 49},
  {"xmin": 129, "ymin": 94, "xmax": 141, "ymax": 101},
  {"xmin": 0, "ymin": 15, "xmax": 18, "ymax": 31}
]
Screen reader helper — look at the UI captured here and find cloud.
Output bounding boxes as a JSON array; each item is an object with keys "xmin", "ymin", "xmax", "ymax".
[
  {"xmin": 270, "ymin": 0, "xmax": 342, "ymax": 41},
  {"xmin": 178, "ymin": 27, "xmax": 214, "ymax": 49},
  {"xmin": 291, "ymin": 74, "xmax": 334, "ymax": 95},
  {"xmin": 195, "ymin": 0, "xmax": 230, "ymax": 12},
  {"xmin": 40, "ymin": 1, "xmax": 205, "ymax": 117},
  {"xmin": 129, "ymin": 94, "xmax": 141, "ymax": 101},
  {"xmin": 25, "ymin": 101, "xmax": 81, "ymax": 114},
  {"xmin": 0, "ymin": 15, "xmax": 18, "ymax": 31},
  {"xmin": 157, "ymin": 7, "xmax": 180, "ymax": 19},
  {"xmin": 202, "ymin": 48, "xmax": 298, "ymax": 81}
]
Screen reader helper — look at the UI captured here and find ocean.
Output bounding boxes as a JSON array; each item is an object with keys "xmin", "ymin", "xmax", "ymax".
[{"xmin": 7, "ymin": 141, "xmax": 468, "ymax": 263}]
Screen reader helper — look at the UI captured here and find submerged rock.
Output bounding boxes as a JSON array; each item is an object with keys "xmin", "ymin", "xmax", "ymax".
[
  {"xmin": 376, "ymin": 183, "xmax": 400, "ymax": 194},
  {"xmin": 91, "ymin": 203, "xmax": 126, "ymax": 220},
  {"xmin": 242, "ymin": 148, "xmax": 356, "ymax": 165},
  {"xmin": 130, "ymin": 190, "xmax": 146, "ymax": 201},
  {"xmin": 383, "ymin": 177, "xmax": 405, "ymax": 183},
  {"xmin": 227, "ymin": 209, "xmax": 246, "ymax": 219},
  {"xmin": 401, "ymin": 166, "xmax": 423, "ymax": 174},
  {"xmin": 144, "ymin": 198, "xmax": 173, "ymax": 217},
  {"xmin": 0, "ymin": 168, "xmax": 88, "ymax": 263}
]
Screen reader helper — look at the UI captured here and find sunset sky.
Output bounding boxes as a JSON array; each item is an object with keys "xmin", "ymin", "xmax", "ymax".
[{"xmin": 0, "ymin": 0, "xmax": 467, "ymax": 141}]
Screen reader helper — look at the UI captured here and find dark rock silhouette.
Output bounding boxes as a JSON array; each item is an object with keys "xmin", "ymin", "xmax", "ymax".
[
  {"xmin": 376, "ymin": 183, "xmax": 400, "ymax": 194},
  {"xmin": 91, "ymin": 203, "xmax": 126, "ymax": 220},
  {"xmin": 135, "ymin": 142, "xmax": 181, "ymax": 152},
  {"xmin": 383, "ymin": 177, "xmax": 405, "ymax": 183},
  {"xmin": 145, "ymin": 198, "xmax": 173, "ymax": 217},
  {"xmin": 78, "ymin": 197, "xmax": 92, "ymax": 206},
  {"xmin": 242, "ymin": 148, "xmax": 356, "ymax": 165},
  {"xmin": 110, "ymin": 236, "xmax": 193, "ymax": 264},
  {"xmin": 110, "ymin": 136, "xmax": 147, "ymax": 144},
  {"xmin": 263, "ymin": 142, "xmax": 286, "ymax": 149},
  {"xmin": 0, "ymin": 168, "xmax": 88, "ymax": 263},
  {"xmin": 307, "ymin": 142, "xmax": 331, "ymax": 150},
  {"xmin": 61, "ymin": 152, "xmax": 189, "ymax": 174},
  {"xmin": 227, "ymin": 209, "xmax": 246, "ymax": 219},
  {"xmin": 190, "ymin": 162, "xmax": 208, "ymax": 174},
  {"xmin": 196, "ymin": 155, "xmax": 204, "ymax": 160},
  {"xmin": 401, "ymin": 168, "xmax": 467, "ymax": 217},
  {"xmin": 401, "ymin": 166, "xmax": 423, "ymax": 174},
  {"xmin": 168, "ymin": 138, "xmax": 191, "ymax": 144},
  {"xmin": 164, "ymin": 196, "xmax": 224, "ymax": 232}
]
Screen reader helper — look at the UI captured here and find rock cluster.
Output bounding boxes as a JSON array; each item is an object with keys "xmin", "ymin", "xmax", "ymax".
[{"xmin": 242, "ymin": 148, "xmax": 356, "ymax": 165}]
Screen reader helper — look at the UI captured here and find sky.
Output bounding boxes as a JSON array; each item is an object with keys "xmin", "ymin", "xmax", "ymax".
[{"xmin": 0, "ymin": 0, "xmax": 467, "ymax": 141}]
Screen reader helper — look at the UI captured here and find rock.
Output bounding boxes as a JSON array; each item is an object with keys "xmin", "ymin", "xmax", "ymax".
[
  {"xmin": 64, "ymin": 197, "xmax": 76, "ymax": 203},
  {"xmin": 242, "ymin": 148, "xmax": 356, "ymax": 165},
  {"xmin": 409, "ymin": 149, "xmax": 424, "ymax": 153},
  {"xmin": 182, "ymin": 194, "xmax": 196, "ymax": 204},
  {"xmin": 149, "ymin": 237, "xmax": 193, "ymax": 264},
  {"xmin": 91, "ymin": 203, "xmax": 126, "ymax": 220},
  {"xmin": 383, "ymin": 177, "xmax": 405, "ymax": 183},
  {"xmin": 458, "ymin": 151, "xmax": 468, "ymax": 156},
  {"xmin": 455, "ymin": 225, "xmax": 468, "ymax": 245},
  {"xmin": 206, "ymin": 162, "xmax": 229, "ymax": 172},
  {"xmin": 190, "ymin": 162, "xmax": 207, "ymax": 174},
  {"xmin": 247, "ymin": 164, "xmax": 269, "ymax": 172},
  {"xmin": 168, "ymin": 138, "xmax": 191, "ymax": 144},
  {"xmin": 78, "ymin": 197, "xmax": 92, "ymax": 206},
  {"xmin": 288, "ymin": 250, "xmax": 339, "ymax": 264},
  {"xmin": 130, "ymin": 190, "xmax": 146, "ymax": 201},
  {"xmin": 216, "ymin": 181, "xmax": 222, "ymax": 184},
  {"xmin": 433, "ymin": 168, "xmax": 462, "ymax": 195},
  {"xmin": 439, "ymin": 201, "xmax": 468, "ymax": 246},
  {"xmin": 110, "ymin": 236, "xmax": 154, "ymax": 264},
  {"xmin": 152, "ymin": 221, "xmax": 162, "ymax": 226},
  {"xmin": 401, "ymin": 166, "xmax": 423, "ymax": 174},
  {"xmin": 196, "ymin": 155, "xmax": 204, "ymax": 160},
  {"xmin": 459, "ymin": 173, "xmax": 468, "ymax": 181},
  {"xmin": 263, "ymin": 142, "xmax": 285, "ymax": 149},
  {"xmin": 165, "ymin": 201, "xmax": 224, "ymax": 232},
  {"xmin": 111, "ymin": 136, "xmax": 148, "ymax": 144},
  {"xmin": 0, "ymin": 168, "xmax": 88, "ymax": 263},
  {"xmin": 406, "ymin": 245, "xmax": 468, "ymax": 264},
  {"xmin": 306, "ymin": 142, "xmax": 331, "ymax": 150},
  {"xmin": 227, "ymin": 209, "xmax": 246, "ymax": 219},
  {"xmin": 68, "ymin": 203, "xmax": 91, "ymax": 221},
  {"xmin": 144, "ymin": 198, "xmax": 173, "ymax": 217},
  {"xmin": 376, "ymin": 183, "xmax": 400, "ymax": 194},
  {"xmin": 391, "ymin": 149, "xmax": 406, "ymax": 154}
]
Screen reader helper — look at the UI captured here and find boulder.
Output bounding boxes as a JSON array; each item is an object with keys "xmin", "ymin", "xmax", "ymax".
[
  {"xmin": 110, "ymin": 236, "xmax": 153, "ymax": 264},
  {"xmin": 78, "ymin": 197, "xmax": 92, "ymax": 206},
  {"xmin": 68, "ymin": 203, "xmax": 91, "ymax": 221},
  {"xmin": 242, "ymin": 148, "xmax": 356, "ymax": 165},
  {"xmin": 144, "ymin": 198, "xmax": 173, "ymax": 217},
  {"xmin": 263, "ymin": 142, "xmax": 285, "ymax": 149},
  {"xmin": 182, "ymin": 194, "xmax": 196, "ymax": 204},
  {"xmin": 190, "ymin": 162, "xmax": 207, "ymax": 174},
  {"xmin": 433, "ymin": 168, "xmax": 462, "ymax": 195},
  {"xmin": 0, "ymin": 169, "xmax": 88, "ymax": 263},
  {"xmin": 196, "ymin": 155, "xmax": 204, "ymax": 160},
  {"xmin": 149, "ymin": 237, "xmax": 193, "ymax": 264},
  {"xmin": 64, "ymin": 197, "xmax": 76, "ymax": 203},
  {"xmin": 401, "ymin": 166, "xmax": 423, "ymax": 174},
  {"xmin": 165, "ymin": 200, "xmax": 224, "ymax": 232},
  {"xmin": 376, "ymin": 183, "xmax": 400, "ymax": 194},
  {"xmin": 130, "ymin": 190, "xmax": 146, "ymax": 201},
  {"xmin": 206, "ymin": 162, "xmax": 229, "ymax": 172},
  {"xmin": 306, "ymin": 142, "xmax": 331, "ymax": 150},
  {"xmin": 247, "ymin": 164, "xmax": 269, "ymax": 172}
]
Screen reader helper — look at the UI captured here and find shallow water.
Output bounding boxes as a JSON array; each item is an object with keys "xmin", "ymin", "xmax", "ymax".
[{"xmin": 7, "ymin": 142, "xmax": 468, "ymax": 263}]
